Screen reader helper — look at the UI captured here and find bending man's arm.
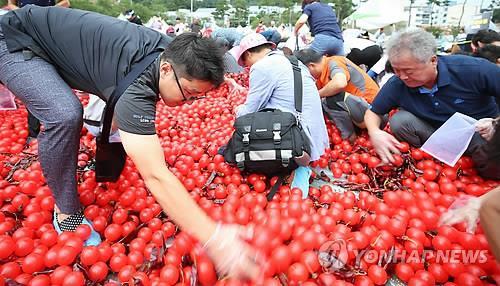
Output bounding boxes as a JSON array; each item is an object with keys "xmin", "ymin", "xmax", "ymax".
[
  {"xmin": 365, "ymin": 109, "xmax": 383, "ymax": 133},
  {"xmin": 365, "ymin": 109, "xmax": 401, "ymax": 164},
  {"xmin": 119, "ymin": 131, "xmax": 216, "ymax": 242},
  {"xmin": 318, "ymin": 73, "xmax": 347, "ymax": 98},
  {"xmin": 120, "ymin": 130, "xmax": 262, "ymax": 280}
]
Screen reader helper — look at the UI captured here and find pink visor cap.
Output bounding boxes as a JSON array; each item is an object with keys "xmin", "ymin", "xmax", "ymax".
[{"xmin": 232, "ymin": 33, "xmax": 277, "ymax": 66}]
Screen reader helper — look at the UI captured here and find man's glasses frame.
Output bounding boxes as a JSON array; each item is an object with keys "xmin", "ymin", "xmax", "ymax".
[{"xmin": 171, "ymin": 65, "xmax": 206, "ymax": 104}]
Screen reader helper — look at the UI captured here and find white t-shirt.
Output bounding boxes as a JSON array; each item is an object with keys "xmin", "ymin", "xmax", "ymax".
[{"xmin": 343, "ymin": 37, "xmax": 376, "ymax": 54}]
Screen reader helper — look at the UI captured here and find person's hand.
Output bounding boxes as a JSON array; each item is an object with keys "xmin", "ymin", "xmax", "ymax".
[
  {"xmin": 439, "ymin": 196, "xmax": 482, "ymax": 233},
  {"xmin": 203, "ymin": 223, "xmax": 264, "ymax": 282},
  {"xmin": 224, "ymin": 76, "xmax": 238, "ymax": 88},
  {"xmin": 475, "ymin": 118, "xmax": 495, "ymax": 141},
  {"xmin": 225, "ymin": 77, "xmax": 246, "ymax": 94},
  {"xmin": 368, "ymin": 129, "xmax": 401, "ymax": 164}
]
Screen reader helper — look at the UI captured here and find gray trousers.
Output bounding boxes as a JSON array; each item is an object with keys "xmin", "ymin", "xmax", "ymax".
[
  {"xmin": 390, "ymin": 110, "xmax": 499, "ymax": 179},
  {"xmin": 0, "ymin": 26, "xmax": 82, "ymax": 213},
  {"xmin": 323, "ymin": 92, "xmax": 387, "ymax": 139}
]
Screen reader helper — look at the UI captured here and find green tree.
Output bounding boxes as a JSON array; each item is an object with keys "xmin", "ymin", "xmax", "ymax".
[
  {"xmin": 494, "ymin": 8, "xmax": 500, "ymax": 24},
  {"xmin": 425, "ymin": 26, "xmax": 443, "ymax": 38},
  {"xmin": 251, "ymin": 11, "xmax": 267, "ymax": 27},
  {"xmin": 280, "ymin": 0, "xmax": 298, "ymax": 25},
  {"xmin": 281, "ymin": 7, "xmax": 301, "ymax": 25},
  {"xmin": 258, "ymin": 0, "xmax": 274, "ymax": 7},
  {"xmin": 450, "ymin": 25, "xmax": 461, "ymax": 37},
  {"xmin": 2, "ymin": 0, "xmax": 184, "ymax": 22},
  {"xmin": 231, "ymin": 0, "xmax": 249, "ymax": 26},
  {"xmin": 70, "ymin": 0, "xmax": 169, "ymax": 20},
  {"xmin": 427, "ymin": 0, "xmax": 441, "ymax": 27},
  {"xmin": 213, "ymin": 0, "xmax": 229, "ymax": 21},
  {"xmin": 71, "ymin": 0, "xmax": 119, "ymax": 16},
  {"xmin": 323, "ymin": 0, "xmax": 354, "ymax": 24},
  {"xmin": 194, "ymin": 0, "xmax": 217, "ymax": 10},
  {"xmin": 490, "ymin": 0, "xmax": 500, "ymax": 23}
]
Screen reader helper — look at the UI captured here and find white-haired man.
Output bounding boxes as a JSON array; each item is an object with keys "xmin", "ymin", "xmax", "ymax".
[{"xmin": 364, "ymin": 29, "xmax": 500, "ymax": 179}]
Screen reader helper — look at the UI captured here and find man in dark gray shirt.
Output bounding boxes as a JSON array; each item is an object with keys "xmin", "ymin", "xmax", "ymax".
[
  {"xmin": 6, "ymin": 0, "xmax": 71, "ymax": 142},
  {"xmin": 0, "ymin": 6, "xmax": 261, "ymax": 280}
]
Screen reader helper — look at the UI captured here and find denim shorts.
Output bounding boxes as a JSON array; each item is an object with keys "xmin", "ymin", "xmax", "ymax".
[{"xmin": 310, "ymin": 34, "xmax": 344, "ymax": 56}]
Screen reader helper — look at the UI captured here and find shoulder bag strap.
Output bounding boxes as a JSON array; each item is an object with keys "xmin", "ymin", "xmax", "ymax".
[
  {"xmin": 266, "ymin": 175, "xmax": 285, "ymax": 201},
  {"xmin": 101, "ymin": 51, "xmax": 161, "ymax": 143},
  {"xmin": 287, "ymin": 55, "xmax": 303, "ymax": 114}
]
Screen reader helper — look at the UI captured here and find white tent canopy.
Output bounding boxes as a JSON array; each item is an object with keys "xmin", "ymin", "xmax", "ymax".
[{"xmin": 344, "ymin": 0, "xmax": 407, "ymax": 30}]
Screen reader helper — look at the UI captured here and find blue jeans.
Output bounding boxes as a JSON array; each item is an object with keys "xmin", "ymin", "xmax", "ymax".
[{"xmin": 310, "ymin": 34, "xmax": 344, "ymax": 56}]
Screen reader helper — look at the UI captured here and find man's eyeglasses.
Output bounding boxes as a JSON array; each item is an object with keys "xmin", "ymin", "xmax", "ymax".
[{"xmin": 171, "ymin": 65, "xmax": 205, "ymax": 104}]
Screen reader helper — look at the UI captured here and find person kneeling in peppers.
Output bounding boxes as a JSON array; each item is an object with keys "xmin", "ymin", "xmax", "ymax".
[
  {"xmin": 231, "ymin": 33, "xmax": 329, "ymax": 198},
  {"xmin": 0, "ymin": 5, "xmax": 263, "ymax": 281},
  {"xmin": 295, "ymin": 48, "xmax": 384, "ymax": 142}
]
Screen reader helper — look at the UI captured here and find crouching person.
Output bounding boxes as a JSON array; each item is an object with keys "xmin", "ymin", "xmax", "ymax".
[
  {"xmin": 295, "ymin": 48, "xmax": 383, "ymax": 141},
  {"xmin": 230, "ymin": 33, "xmax": 329, "ymax": 198},
  {"xmin": 364, "ymin": 29, "xmax": 500, "ymax": 179}
]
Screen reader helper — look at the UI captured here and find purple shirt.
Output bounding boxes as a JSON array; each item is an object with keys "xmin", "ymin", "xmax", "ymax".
[
  {"xmin": 303, "ymin": 2, "xmax": 342, "ymax": 40},
  {"xmin": 17, "ymin": 0, "xmax": 56, "ymax": 7}
]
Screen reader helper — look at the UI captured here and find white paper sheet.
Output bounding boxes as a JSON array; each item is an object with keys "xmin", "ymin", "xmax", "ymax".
[{"xmin": 421, "ymin": 112, "xmax": 478, "ymax": 167}]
